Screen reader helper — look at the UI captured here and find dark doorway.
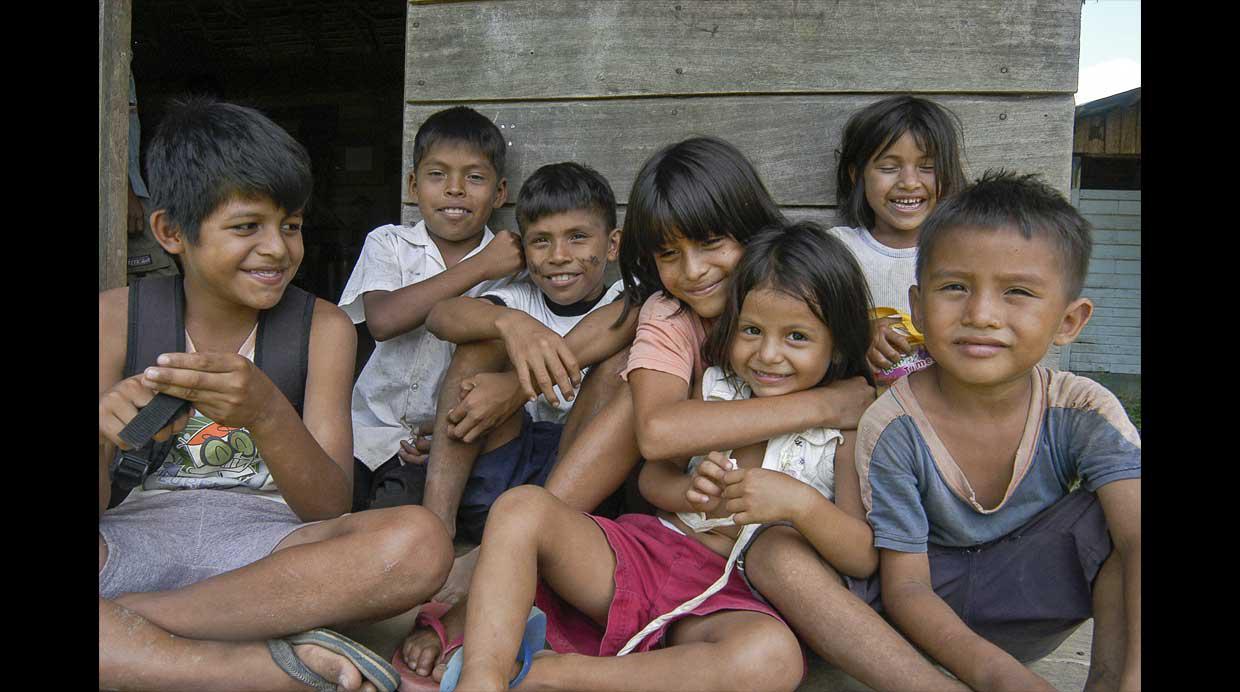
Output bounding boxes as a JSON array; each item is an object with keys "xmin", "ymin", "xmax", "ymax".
[{"xmin": 130, "ymin": 0, "xmax": 406, "ymax": 372}]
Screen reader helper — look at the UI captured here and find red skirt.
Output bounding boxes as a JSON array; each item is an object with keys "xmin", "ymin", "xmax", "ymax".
[{"xmin": 534, "ymin": 513, "xmax": 796, "ymax": 660}]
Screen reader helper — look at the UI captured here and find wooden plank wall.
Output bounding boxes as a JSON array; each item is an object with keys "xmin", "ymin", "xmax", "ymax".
[
  {"xmin": 1073, "ymin": 98, "xmax": 1141, "ymax": 157},
  {"xmin": 401, "ymin": 1, "xmax": 1082, "ymax": 372},
  {"xmin": 402, "ymin": 0, "xmax": 1081, "ymax": 231},
  {"xmin": 99, "ymin": 0, "xmax": 132, "ymax": 292},
  {"xmin": 1067, "ymin": 189, "xmax": 1141, "ymax": 375}
]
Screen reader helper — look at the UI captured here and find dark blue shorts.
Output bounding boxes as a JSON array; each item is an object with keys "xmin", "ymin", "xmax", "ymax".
[
  {"xmin": 846, "ymin": 490, "xmax": 1111, "ymax": 662},
  {"xmin": 364, "ymin": 411, "xmax": 561, "ymax": 541},
  {"xmin": 456, "ymin": 411, "xmax": 562, "ymax": 541}
]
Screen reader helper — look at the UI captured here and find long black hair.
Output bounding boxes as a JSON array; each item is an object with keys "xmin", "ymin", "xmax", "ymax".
[
  {"xmin": 835, "ymin": 95, "xmax": 967, "ymax": 231},
  {"xmin": 617, "ymin": 136, "xmax": 785, "ymax": 324}
]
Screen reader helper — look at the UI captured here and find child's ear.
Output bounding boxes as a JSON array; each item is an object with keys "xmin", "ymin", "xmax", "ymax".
[
  {"xmin": 149, "ymin": 210, "xmax": 187, "ymax": 255},
  {"xmin": 848, "ymin": 165, "xmax": 857, "ymax": 185},
  {"xmin": 492, "ymin": 178, "xmax": 509, "ymax": 209},
  {"xmin": 405, "ymin": 171, "xmax": 419, "ymax": 205},
  {"xmin": 606, "ymin": 227, "xmax": 622, "ymax": 262},
  {"xmin": 908, "ymin": 284, "xmax": 924, "ymax": 332},
  {"xmin": 1052, "ymin": 297, "xmax": 1094, "ymax": 346}
]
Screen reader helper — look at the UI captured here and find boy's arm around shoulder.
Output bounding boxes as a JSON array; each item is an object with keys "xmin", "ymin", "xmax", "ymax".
[
  {"xmin": 561, "ymin": 296, "xmax": 638, "ymax": 367},
  {"xmin": 425, "ymin": 293, "xmax": 518, "ymax": 345},
  {"xmin": 363, "ymin": 228, "xmax": 523, "ymax": 341}
]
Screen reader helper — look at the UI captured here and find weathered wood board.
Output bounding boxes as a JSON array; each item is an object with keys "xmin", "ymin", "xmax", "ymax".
[
  {"xmin": 99, "ymin": 0, "xmax": 133, "ymax": 292},
  {"xmin": 401, "ymin": 94, "xmax": 1075, "ymax": 217},
  {"xmin": 1073, "ymin": 102, "xmax": 1141, "ymax": 156},
  {"xmin": 400, "ymin": 203, "xmax": 843, "ymax": 232},
  {"xmin": 404, "ymin": 0, "xmax": 1081, "ymax": 101}
]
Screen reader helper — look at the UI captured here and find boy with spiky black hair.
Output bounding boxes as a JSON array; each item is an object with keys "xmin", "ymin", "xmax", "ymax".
[
  {"xmin": 99, "ymin": 96, "xmax": 452, "ymax": 692},
  {"xmin": 854, "ymin": 171, "xmax": 1140, "ymax": 691}
]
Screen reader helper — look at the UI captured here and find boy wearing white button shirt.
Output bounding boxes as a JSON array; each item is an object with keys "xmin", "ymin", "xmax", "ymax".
[{"xmin": 339, "ymin": 106, "xmax": 523, "ymax": 509}]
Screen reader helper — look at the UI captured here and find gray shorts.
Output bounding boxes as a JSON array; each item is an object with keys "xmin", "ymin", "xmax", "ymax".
[
  {"xmin": 99, "ymin": 490, "xmax": 307, "ymax": 600},
  {"xmin": 845, "ymin": 490, "xmax": 1111, "ymax": 662}
]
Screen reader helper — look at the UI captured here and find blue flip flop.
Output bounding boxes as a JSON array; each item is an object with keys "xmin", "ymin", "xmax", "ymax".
[
  {"xmin": 439, "ymin": 606, "xmax": 547, "ymax": 692},
  {"xmin": 268, "ymin": 627, "xmax": 401, "ymax": 692}
]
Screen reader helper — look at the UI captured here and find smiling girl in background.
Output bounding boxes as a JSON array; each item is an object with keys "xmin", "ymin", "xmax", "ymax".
[{"xmin": 827, "ymin": 96, "xmax": 967, "ymax": 382}]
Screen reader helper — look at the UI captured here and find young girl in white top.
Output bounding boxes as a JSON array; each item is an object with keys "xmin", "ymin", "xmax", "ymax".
[
  {"xmin": 436, "ymin": 221, "xmax": 879, "ymax": 692},
  {"xmin": 826, "ymin": 95, "xmax": 967, "ymax": 382}
]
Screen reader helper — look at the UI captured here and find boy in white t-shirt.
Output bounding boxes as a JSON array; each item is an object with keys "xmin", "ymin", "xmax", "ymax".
[
  {"xmin": 410, "ymin": 162, "xmax": 624, "ymax": 543},
  {"xmin": 338, "ymin": 106, "xmax": 524, "ymax": 509}
]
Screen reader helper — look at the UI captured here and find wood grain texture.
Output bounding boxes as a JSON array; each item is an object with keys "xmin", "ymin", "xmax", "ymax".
[
  {"xmin": 400, "ymin": 203, "xmax": 843, "ymax": 230},
  {"xmin": 401, "ymin": 94, "xmax": 1075, "ymax": 210},
  {"xmin": 404, "ymin": 0, "xmax": 1081, "ymax": 101},
  {"xmin": 99, "ymin": 0, "xmax": 132, "ymax": 292}
]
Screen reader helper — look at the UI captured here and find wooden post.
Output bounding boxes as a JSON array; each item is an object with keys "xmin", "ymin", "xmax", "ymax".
[{"xmin": 99, "ymin": 0, "xmax": 132, "ymax": 292}]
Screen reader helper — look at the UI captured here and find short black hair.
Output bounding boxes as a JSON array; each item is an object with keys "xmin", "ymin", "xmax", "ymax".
[
  {"xmin": 412, "ymin": 106, "xmax": 506, "ymax": 177},
  {"xmin": 916, "ymin": 170, "xmax": 1093, "ymax": 299},
  {"xmin": 618, "ymin": 136, "xmax": 786, "ymax": 323},
  {"xmin": 835, "ymin": 95, "xmax": 967, "ymax": 230},
  {"xmin": 515, "ymin": 162, "xmax": 616, "ymax": 233},
  {"xmin": 145, "ymin": 96, "xmax": 313, "ymax": 243},
  {"xmin": 705, "ymin": 221, "xmax": 875, "ymax": 388}
]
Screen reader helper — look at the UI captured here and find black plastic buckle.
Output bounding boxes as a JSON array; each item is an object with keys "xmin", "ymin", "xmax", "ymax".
[{"xmin": 113, "ymin": 450, "xmax": 153, "ymax": 490}]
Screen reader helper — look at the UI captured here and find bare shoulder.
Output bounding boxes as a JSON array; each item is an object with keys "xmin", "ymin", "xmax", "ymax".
[{"xmin": 309, "ymin": 298, "xmax": 357, "ymax": 351}]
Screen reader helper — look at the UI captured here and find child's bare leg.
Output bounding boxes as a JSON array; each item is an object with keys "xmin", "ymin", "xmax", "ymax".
[
  {"xmin": 744, "ymin": 526, "xmax": 969, "ymax": 692},
  {"xmin": 514, "ymin": 611, "xmax": 803, "ymax": 692},
  {"xmin": 436, "ymin": 348, "xmax": 636, "ymax": 605},
  {"xmin": 455, "ymin": 485, "xmax": 618, "ymax": 690},
  {"xmin": 100, "ymin": 597, "xmax": 379, "ymax": 692},
  {"xmin": 1084, "ymin": 552, "xmax": 1126, "ymax": 692},
  {"xmin": 545, "ymin": 348, "xmax": 639, "ymax": 512},
  {"xmin": 424, "ymin": 339, "xmax": 514, "ymax": 538},
  {"xmin": 111, "ymin": 505, "xmax": 452, "ymax": 641}
]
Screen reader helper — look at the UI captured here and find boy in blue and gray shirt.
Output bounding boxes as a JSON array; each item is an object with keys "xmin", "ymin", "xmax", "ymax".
[{"xmin": 853, "ymin": 171, "xmax": 1140, "ymax": 691}]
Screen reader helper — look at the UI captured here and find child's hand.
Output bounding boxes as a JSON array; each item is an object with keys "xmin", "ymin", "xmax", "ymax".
[
  {"xmin": 397, "ymin": 424, "xmax": 433, "ymax": 465},
  {"xmin": 814, "ymin": 376, "xmax": 876, "ymax": 430},
  {"xmin": 867, "ymin": 316, "xmax": 913, "ymax": 372},
  {"xmin": 685, "ymin": 452, "xmax": 733, "ymax": 513},
  {"xmin": 140, "ymin": 352, "xmax": 281, "ymax": 430},
  {"xmin": 477, "ymin": 229, "xmax": 526, "ymax": 280},
  {"xmin": 99, "ymin": 374, "xmax": 191, "ymax": 449},
  {"xmin": 721, "ymin": 467, "xmax": 815, "ymax": 526},
  {"xmin": 494, "ymin": 311, "xmax": 582, "ymax": 408},
  {"xmin": 445, "ymin": 372, "xmax": 527, "ymax": 443}
]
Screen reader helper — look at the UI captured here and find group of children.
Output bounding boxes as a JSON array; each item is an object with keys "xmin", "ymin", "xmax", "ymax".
[{"xmin": 99, "ymin": 94, "xmax": 1140, "ymax": 692}]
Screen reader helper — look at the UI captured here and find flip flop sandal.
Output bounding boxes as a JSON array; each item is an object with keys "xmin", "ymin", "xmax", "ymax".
[
  {"xmin": 268, "ymin": 627, "xmax": 400, "ymax": 692},
  {"xmin": 438, "ymin": 606, "xmax": 546, "ymax": 692},
  {"xmin": 391, "ymin": 602, "xmax": 463, "ymax": 692}
]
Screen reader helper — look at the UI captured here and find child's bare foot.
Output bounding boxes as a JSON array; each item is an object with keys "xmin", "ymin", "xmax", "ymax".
[
  {"xmin": 291, "ymin": 642, "xmax": 380, "ymax": 692},
  {"xmin": 400, "ymin": 602, "xmax": 465, "ymax": 682},
  {"xmin": 401, "ymin": 625, "xmax": 450, "ymax": 681},
  {"xmin": 433, "ymin": 546, "xmax": 480, "ymax": 606}
]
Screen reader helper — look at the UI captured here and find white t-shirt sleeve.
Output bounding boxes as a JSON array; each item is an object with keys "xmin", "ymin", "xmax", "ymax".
[{"xmin": 338, "ymin": 226, "xmax": 412, "ymax": 323}]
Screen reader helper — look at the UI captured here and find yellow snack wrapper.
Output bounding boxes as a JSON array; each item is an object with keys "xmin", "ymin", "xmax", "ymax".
[{"xmin": 871, "ymin": 307, "xmax": 934, "ymax": 383}]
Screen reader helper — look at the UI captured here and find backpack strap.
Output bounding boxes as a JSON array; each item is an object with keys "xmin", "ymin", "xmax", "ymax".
[
  {"xmin": 109, "ymin": 277, "xmax": 316, "ymax": 507},
  {"xmin": 255, "ymin": 283, "xmax": 316, "ymax": 417},
  {"xmin": 123, "ymin": 275, "xmax": 186, "ymax": 379}
]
